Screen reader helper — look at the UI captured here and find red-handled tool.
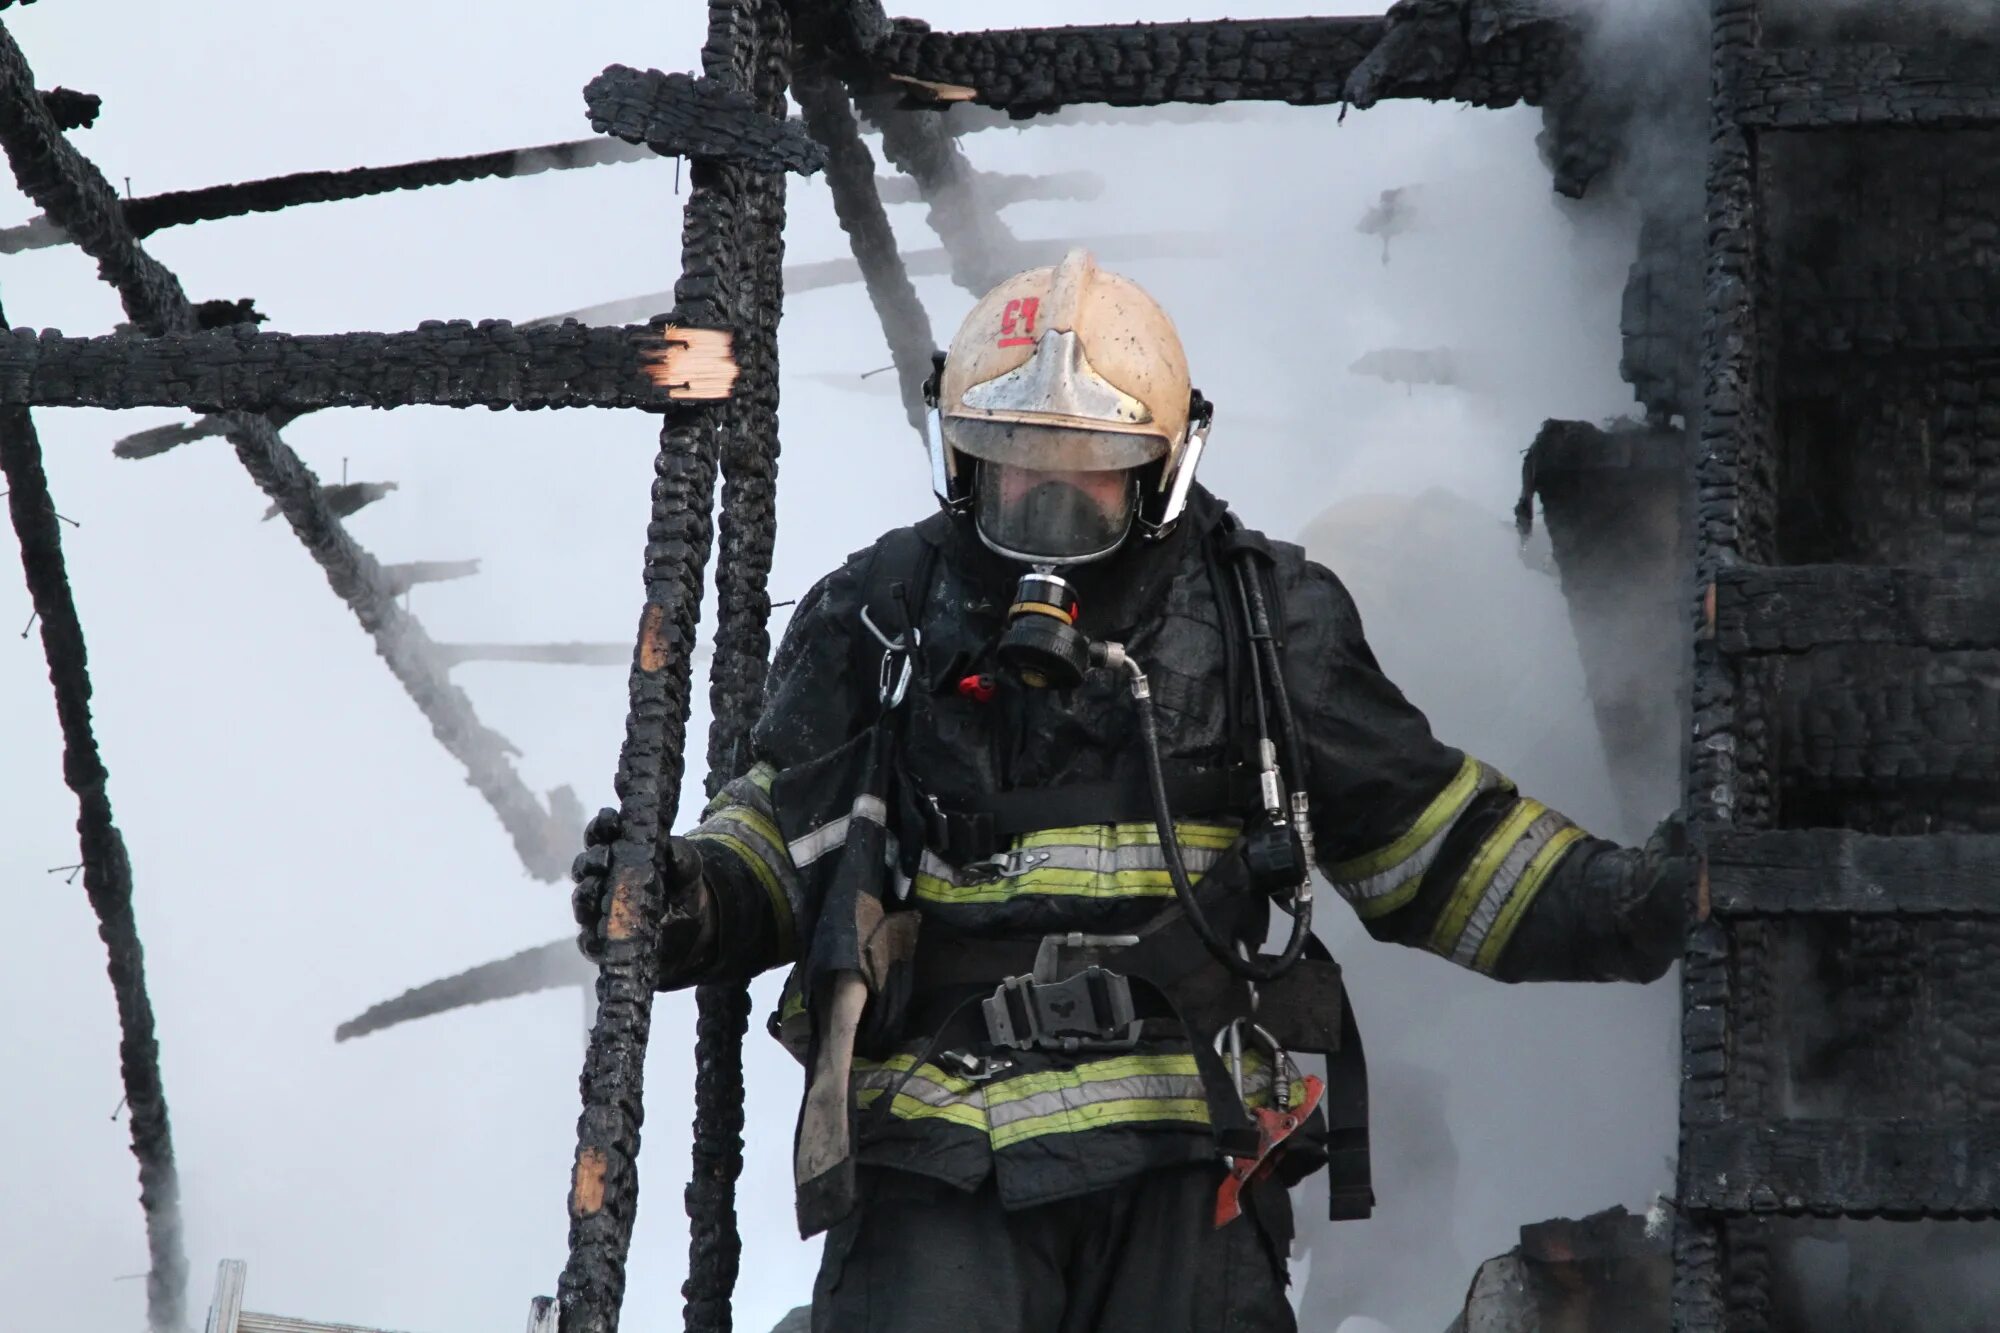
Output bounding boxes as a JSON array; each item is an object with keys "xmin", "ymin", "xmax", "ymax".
[{"xmin": 1214, "ymin": 1072, "xmax": 1325, "ymax": 1227}]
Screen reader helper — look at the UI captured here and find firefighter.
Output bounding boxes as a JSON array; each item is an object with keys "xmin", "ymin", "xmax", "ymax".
[{"xmin": 572, "ymin": 250, "xmax": 1686, "ymax": 1333}]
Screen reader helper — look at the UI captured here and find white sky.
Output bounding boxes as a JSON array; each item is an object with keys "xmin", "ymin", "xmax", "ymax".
[{"xmin": 0, "ymin": 3, "xmax": 1677, "ymax": 1331}]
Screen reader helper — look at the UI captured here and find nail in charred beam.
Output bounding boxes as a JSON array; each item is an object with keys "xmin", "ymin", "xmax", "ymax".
[{"xmin": 584, "ymin": 66, "xmax": 825, "ymax": 174}]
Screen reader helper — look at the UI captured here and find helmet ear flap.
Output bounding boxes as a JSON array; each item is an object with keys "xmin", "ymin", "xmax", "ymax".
[
  {"xmin": 925, "ymin": 349, "xmax": 973, "ymax": 515},
  {"xmin": 1139, "ymin": 388, "xmax": 1213, "ymax": 540}
]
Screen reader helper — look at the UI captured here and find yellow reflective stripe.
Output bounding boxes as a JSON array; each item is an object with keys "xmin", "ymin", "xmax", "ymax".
[
  {"xmin": 914, "ymin": 870, "xmax": 1180, "ymax": 904},
  {"xmin": 1328, "ymin": 755, "xmax": 1483, "ymax": 883},
  {"xmin": 1014, "ymin": 822, "xmax": 1239, "ymax": 852},
  {"xmin": 991, "ymin": 1097, "xmax": 1211, "ymax": 1148},
  {"xmin": 852, "ymin": 1053, "xmax": 981, "ymax": 1095},
  {"xmin": 856, "ymin": 1088, "xmax": 991, "ymax": 1132},
  {"xmin": 745, "ymin": 761, "xmax": 776, "ymax": 795},
  {"xmin": 981, "ymin": 1052, "xmax": 1206, "ymax": 1105},
  {"xmin": 690, "ymin": 830, "xmax": 797, "ymax": 957},
  {"xmin": 1430, "ymin": 799, "xmax": 1546, "ymax": 957},
  {"xmin": 1473, "ymin": 824, "xmax": 1589, "ymax": 974}
]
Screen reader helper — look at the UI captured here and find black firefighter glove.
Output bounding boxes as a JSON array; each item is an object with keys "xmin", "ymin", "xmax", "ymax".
[
  {"xmin": 570, "ymin": 806, "xmax": 716, "ymax": 986},
  {"xmin": 1586, "ymin": 811, "xmax": 1693, "ymax": 982}
]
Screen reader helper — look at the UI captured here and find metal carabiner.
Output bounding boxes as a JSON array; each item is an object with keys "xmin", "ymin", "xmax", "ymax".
[
  {"xmin": 859, "ymin": 604, "xmax": 919, "ymax": 708},
  {"xmin": 1214, "ymin": 1018, "xmax": 1295, "ymax": 1112}
]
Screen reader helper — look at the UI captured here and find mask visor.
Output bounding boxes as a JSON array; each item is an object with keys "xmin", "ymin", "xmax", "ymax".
[{"xmin": 974, "ymin": 461, "xmax": 1136, "ymax": 566}]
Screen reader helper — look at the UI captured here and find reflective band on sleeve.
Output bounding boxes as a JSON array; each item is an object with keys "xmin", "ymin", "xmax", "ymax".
[
  {"xmin": 690, "ymin": 768, "xmax": 806, "ymax": 960},
  {"xmin": 1430, "ymin": 802, "xmax": 1586, "ymax": 967},
  {"xmin": 1327, "ymin": 757, "xmax": 1506, "ymax": 919},
  {"xmin": 1472, "ymin": 824, "xmax": 1589, "ymax": 974},
  {"xmin": 690, "ymin": 829, "xmax": 798, "ymax": 959},
  {"xmin": 786, "ymin": 793, "xmax": 889, "ymax": 870}
]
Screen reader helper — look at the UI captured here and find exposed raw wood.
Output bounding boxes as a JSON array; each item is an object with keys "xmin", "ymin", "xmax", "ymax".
[{"xmin": 641, "ymin": 325, "xmax": 739, "ymax": 401}]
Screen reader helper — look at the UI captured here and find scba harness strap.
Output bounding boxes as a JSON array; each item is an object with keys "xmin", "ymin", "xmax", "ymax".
[{"xmin": 847, "ymin": 518, "xmax": 1375, "ymax": 1222}]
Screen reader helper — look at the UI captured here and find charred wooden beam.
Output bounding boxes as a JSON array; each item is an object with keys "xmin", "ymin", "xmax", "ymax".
[
  {"xmin": 794, "ymin": 66, "xmax": 936, "ymax": 431},
  {"xmin": 0, "ymin": 137, "xmax": 655, "ymax": 255},
  {"xmin": 855, "ymin": 87, "xmax": 1021, "ymax": 294},
  {"xmin": 1682, "ymin": 1119, "xmax": 2000, "ymax": 1217},
  {"xmin": 381, "ymin": 558, "xmax": 480, "ymax": 595},
  {"xmin": 1677, "ymin": 0, "xmax": 1774, "ymax": 1319},
  {"xmin": 0, "ymin": 322, "xmax": 674, "ymax": 411},
  {"xmin": 1779, "ymin": 645, "xmax": 2000, "ymax": 790},
  {"xmin": 584, "ymin": 65, "xmax": 823, "ymax": 174},
  {"xmin": 855, "ymin": 3, "xmax": 1577, "ymax": 117},
  {"xmin": 1, "ymin": 304, "xmax": 187, "ymax": 1332},
  {"xmin": 0, "ymin": 19, "xmax": 584, "ymax": 882},
  {"xmin": 334, "ymin": 940, "xmax": 592, "ymax": 1042},
  {"xmin": 1708, "ymin": 830, "xmax": 2000, "ymax": 917},
  {"xmin": 435, "ymin": 642, "xmax": 629, "ymax": 667},
  {"xmin": 559, "ymin": 3, "xmax": 794, "ymax": 1328},
  {"xmin": 536, "ymin": 230, "xmax": 1217, "ymax": 323},
  {"xmin": 1732, "ymin": 45, "xmax": 2000, "ymax": 131},
  {"xmin": 864, "ymin": 16, "xmax": 1387, "ymax": 112},
  {"xmin": 1780, "ymin": 293, "xmax": 2000, "ymax": 358},
  {"xmin": 41, "ymin": 86, "xmax": 95, "ymax": 130},
  {"xmin": 1715, "ymin": 565, "xmax": 2000, "ymax": 654},
  {"xmin": 873, "ymin": 168, "xmax": 1101, "ymax": 207}
]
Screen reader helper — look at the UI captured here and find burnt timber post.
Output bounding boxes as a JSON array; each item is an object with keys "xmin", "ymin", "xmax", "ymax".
[
  {"xmin": 1677, "ymin": 1, "xmax": 2000, "ymax": 1327},
  {"xmin": 555, "ymin": 2, "xmax": 800, "ymax": 1331}
]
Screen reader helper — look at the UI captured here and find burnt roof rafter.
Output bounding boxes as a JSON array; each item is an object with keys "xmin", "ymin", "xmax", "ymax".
[
  {"xmin": 0, "ymin": 321, "xmax": 685, "ymax": 412},
  {"xmin": 829, "ymin": 1, "xmax": 1580, "ymax": 117}
]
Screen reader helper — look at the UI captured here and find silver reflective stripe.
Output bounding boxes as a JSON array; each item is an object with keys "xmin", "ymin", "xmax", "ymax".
[
  {"xmin": 1331, "ymin": 760, "xmax": 1504, "ymax": 910},
  {"xmin": 788, "ymin": 794, "xmax": 889, "ymax": 869},
  {"xmin": 1449, "ymin": 808, "xmax": 1576, "ymax": 967},
  {"xmin": 917, "ymin": 840, "xmax": 1225, "ymax": 887},
  {"xmin": 985, "ymin": 1072, "xmax": 1206, "ymax": 1131},
  {"xmin": 853, "ymin": 1064, "xmax": 980, "ymax": 1111}
]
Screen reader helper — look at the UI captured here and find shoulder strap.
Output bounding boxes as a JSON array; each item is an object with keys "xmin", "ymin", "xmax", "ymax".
[{"xmin": 849, "ymin": 525, "xmax": 941, "ymax": 719}]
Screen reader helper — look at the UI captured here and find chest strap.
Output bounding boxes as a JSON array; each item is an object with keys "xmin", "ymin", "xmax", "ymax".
[{"xmin": 922, "ymin": 766, "xmax": 1260, "ymax": 864}]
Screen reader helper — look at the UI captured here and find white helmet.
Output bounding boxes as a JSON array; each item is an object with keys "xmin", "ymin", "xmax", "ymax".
[{"xmin": 926, "ymin": 249, "xmax": 1212, "ymax": 565}]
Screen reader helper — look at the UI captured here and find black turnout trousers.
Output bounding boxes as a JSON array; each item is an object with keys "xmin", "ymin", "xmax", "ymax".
[{"xmin": 811, "ymin": 1164, "xmax": 1299, "ymax": 1333}]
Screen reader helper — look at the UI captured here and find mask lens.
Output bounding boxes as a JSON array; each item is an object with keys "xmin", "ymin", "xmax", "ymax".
[{"xmin": 973, "ymin": 462, "xmax": 1135, "ymax": 565}]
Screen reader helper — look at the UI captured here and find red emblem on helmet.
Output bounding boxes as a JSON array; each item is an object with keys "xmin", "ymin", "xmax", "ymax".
[{"xmin": 997, "ymin": 297, "xmax": 1039, "ymax": 348}]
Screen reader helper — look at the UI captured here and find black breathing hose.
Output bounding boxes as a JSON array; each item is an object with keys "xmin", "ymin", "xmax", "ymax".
[{"xmin": 1113, "ymin": 646, "xmax": 1313, "ymax": 982}]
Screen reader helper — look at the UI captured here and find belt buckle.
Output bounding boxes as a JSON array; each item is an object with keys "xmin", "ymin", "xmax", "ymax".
[
  {"xmin": 981, "ymin": 932, "xmax": 1144, "ymax": 1052},
  {"xmin": 958, "ymin": 847, "xmax": 1053, "ymax": 885}
]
